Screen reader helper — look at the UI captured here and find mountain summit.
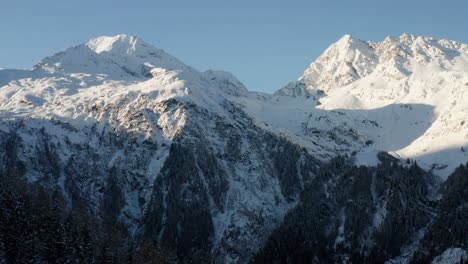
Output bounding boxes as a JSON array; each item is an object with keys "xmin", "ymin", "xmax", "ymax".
[
  {"xmin": 1, "ymin": 32, "xmax": 466, "ymax": 174},
  {"xmin": 269, "ymin": 34, "xmax": 468, "ymax": 177},
  {"xmin": 277, "ymin": 33, "xmax": 467, "ymax": 97},
  {"xmin": 86, "ymin": 34, "xmax": 144, "ymax": 54},
  {"xmin": 34, "ymin": 34, "xmax": 190, "ymax": 77},
  {"xmin": 1, "ymin": 33, "xmax": 466, "ymax": 175}
]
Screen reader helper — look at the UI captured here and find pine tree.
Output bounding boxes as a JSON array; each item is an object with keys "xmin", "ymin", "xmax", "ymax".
[
  {"xmin": 81, "ymin": 222, "xmax": 95, "ymax": 264},
  {"xmin": 64, "ymin": 212, "xmax": 80, "ymax": 263},
  {"xmin": 0, "ymin": 239, "xmax": 6, "ymax": 264},
  {"xmin": 97, "ymin": 243, "xmax": 112, "ymax": 264},
  {"xmin": 125, "ymin": 240, "xmax": 135, "ymax": 264},
  {"xmin": 43, "ymin": 215, "xmax": 67, "ymax": 263}
]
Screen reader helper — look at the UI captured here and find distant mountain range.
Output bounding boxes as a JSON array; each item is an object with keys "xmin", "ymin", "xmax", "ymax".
[{"xmin": 0, "ymin": 34, "xmax": 467, "ymax": 263}]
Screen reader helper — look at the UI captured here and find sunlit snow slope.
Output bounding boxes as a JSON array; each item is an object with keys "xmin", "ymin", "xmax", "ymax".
[
  {"xmin": 265, "ymin": 34, "xmax": 468, "ymax": 178},
  {"xmin": 0, "ymin": 33, "xmax": 467, "ymax": 179}
]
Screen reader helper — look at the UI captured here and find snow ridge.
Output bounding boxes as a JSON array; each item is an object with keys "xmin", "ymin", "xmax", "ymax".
[
  {"xmin": 1, "ymin": 33, "xmax": 466, "ymax": 176},
  {"xmin": 270, "ymin": 34, "xmax": 468, "ymax": 178}
]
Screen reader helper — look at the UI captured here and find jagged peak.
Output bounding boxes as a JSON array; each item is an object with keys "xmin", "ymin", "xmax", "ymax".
[
  {"xmin": 291, "ymin": 34, "xmax": 378, "ymax": 94},
  {"xmin": 399, "ymin": 33, "xmax": 416, "ymax": 42},
  {"xmin": 313, "ymin": 34, "xmax": 375, "ymax": 66},
  {"xmin": 276, "ymin": 34, "xmax": 467, "ymax": 97},
  {"xmin": 379, "ymin": 33, "xmax": 466, "ymax": 49},
  {"xmin": 383, "ymin": 33, "xmax": 421, "ymax": 42},
  {"xmin": 323, "ymin": 34, "xmax": 369, "ymax": 52},
  {"xmin": 335, "ymin": 34, "xmax": 361, "ymax": 44},
  {"xmin": 336, "ymin": 34, "xmax": 353, "ymax": 43}
]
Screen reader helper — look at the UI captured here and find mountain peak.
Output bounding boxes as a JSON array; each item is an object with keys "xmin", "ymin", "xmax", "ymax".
[
  {"xmin": 336, "ymin": 34, "xmax": 359, "ymax": 42},
  {"xmin": 34, "ymin": 34, "xmax": 190, "ymax": 77},
  {"xmin": 399, "ymin": 32, "xmax": 416, "ymax": 41},
  {"xmin": 278, "ymin": 34, "xmax": 378, "ymax": 96},
  {"xmin": 331, "ymin": 34, "xmax": 366, "ymax": 49},
  {"xmin": 86, "ymin": 34, "xmax": 141, "ymax": 54},
  {"xmin": 337, "ymin": 34, "xmax": 353, "ymax": 42},
  {"xmin": 276, "ymin": 34, "xmax": 467, "ymax": 97}
]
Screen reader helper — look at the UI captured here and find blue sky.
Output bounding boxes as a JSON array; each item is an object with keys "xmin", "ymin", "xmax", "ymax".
[{"xmin": 1, "ymin": 0, "xmax": 467, "ymax": 93}]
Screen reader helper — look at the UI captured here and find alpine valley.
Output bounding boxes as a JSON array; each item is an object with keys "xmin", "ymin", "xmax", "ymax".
[{"xmin": 0, "ymin": 34, "xmax": 467, "ymax": 263}]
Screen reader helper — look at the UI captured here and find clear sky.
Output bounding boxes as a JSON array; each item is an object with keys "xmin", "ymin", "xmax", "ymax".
[{"xmin": 1, "ymin": 0, "xmax": 467, "ymax": 93}]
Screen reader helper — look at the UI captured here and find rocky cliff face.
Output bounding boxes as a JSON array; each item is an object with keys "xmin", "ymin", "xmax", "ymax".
[{"xmin": 0, "ymin": 97, "xmax": 323, "ymax": 262}]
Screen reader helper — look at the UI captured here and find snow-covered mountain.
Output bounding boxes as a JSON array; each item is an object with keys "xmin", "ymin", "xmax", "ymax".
[
  {"xmin": 0, "ymin": 34, "xmax": 467, "ymax": 263},
  {"xmin": 272, "ymin": 33, "xmax": 468, "ymax": 178},
  {"xmin": 0, "ymin": 34, "xmax": 302, "ymax": 262}
]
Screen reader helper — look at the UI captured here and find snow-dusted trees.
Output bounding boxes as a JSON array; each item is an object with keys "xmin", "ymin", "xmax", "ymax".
[
  {"xmin": 253, "ymin": 154, "xmax": 456, "ymax": 263},
  {"xmin": 143, "ymin": 143, "xmax": 214, "ymax": 261},
  {"xmin": 413, "ymin": 163, "xmax": 468, "ymax": 263},
  {"xmin": 0, "ymin": 170, "xmax": 176, "ymax": 263}
]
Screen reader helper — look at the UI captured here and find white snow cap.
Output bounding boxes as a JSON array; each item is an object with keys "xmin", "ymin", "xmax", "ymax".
[
  {"xmin": 272, "ymin": 33, "xmax": 468, "ymax": 178},
  {"xmin": 85, "ymin": 34, "xmax": 190, "ymax": 72},
  {"xmin": 35, "ymin": 34, "xmax": 190, "ymax": 76},
  {"xmin": 2, "ymin": 33, "xmax": 466, "ymax": 179},
  {"xmin": 86, "ymin": 34, "xmax": 142, "ymax": 54},
  {"xmin": 277, "ymin": 33, "xmax": 467, "ymax": 96}
]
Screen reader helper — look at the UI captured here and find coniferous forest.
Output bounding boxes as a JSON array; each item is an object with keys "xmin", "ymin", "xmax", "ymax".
[
  {"xmin": 0, "ymin": 172, "xmax": 176, "ymax": 263},
  {"xmin": 1, "ymin": 153, "xmax": 467, "ymax": 263}
]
